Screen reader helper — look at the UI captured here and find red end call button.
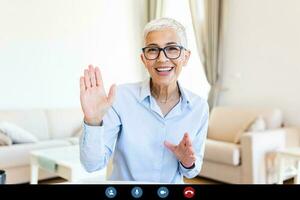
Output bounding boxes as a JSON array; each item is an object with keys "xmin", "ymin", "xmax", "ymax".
[{"xmin": 183, "ymin": 186, "xmax": 195, "ymax": 198}]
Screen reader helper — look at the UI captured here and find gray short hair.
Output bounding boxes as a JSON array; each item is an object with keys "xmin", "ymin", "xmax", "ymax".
[{"xmin": 143, "ymin": 17, "xmax": 188, "ymax": 48}]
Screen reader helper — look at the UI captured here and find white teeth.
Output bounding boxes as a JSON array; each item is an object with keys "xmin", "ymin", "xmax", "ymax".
[{"xmin": 156, "ymin": 67, "xmax": 172, "ymax": 72}]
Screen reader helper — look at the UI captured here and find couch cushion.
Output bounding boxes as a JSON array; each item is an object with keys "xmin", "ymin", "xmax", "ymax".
[
  {"xmin": 65, "ymin": 137, "xmax": 80, "ymax": 145},
  {"xmin": 0, "ymin": 121, "xmax": 38, "ymax": 143},
  {"xmin": 208, "ymin": 107, "xmax": 283, "ymax": 144},
  {"xmin": 208, "ymin": 107, "xmax": 257, "ymax": 143},
  {"xmin": 0, "ymin": 110, "xmax": 50, "ymax": 140},
  {"xmin": 204, "ymin": 139, "xmax": 241, "ymax": 166},
  {"xmin": 45, "ymin": 108, "xmax": 83, "ymax": 139},
  {"xmin": 0, "ymin": 139, "xmax": 72, "ymax": 168}
]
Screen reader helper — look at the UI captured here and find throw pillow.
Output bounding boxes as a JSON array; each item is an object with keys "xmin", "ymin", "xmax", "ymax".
[
  {"xmin": 0, "ymin": 132, "xmax": 13, "ymax": 146},
  {"xmin": 260, "ymin": 108, "xmax": 283, "ymax": 129},
  {"xmin": 0, "ymin": 121, "xmax": 38, "ymax": 144},
  {"xmin": 246, "ymin": 116, "xmax": 266, "ymax": 132},
  {"xmin": 72, "ymin": 126, "xmax": 83, "ymax": 137}
]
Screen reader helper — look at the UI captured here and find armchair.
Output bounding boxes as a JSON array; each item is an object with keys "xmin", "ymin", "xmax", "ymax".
[{"xmin": 198, "ymin": 106, "xmax": 293, "ymax": 184}]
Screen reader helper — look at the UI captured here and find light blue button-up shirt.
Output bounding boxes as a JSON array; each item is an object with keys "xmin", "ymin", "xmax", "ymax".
[{"xmin": 80, "ymin": 79, "xmax": 209, "ymax": 183}]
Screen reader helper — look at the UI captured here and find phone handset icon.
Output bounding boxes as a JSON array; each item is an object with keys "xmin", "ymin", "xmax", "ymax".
[
  {"xmin": 184, "ymin": 190, "xmax": 194, "ymax": 195},
  {"xmin": 183, "ymin": 187, "xmax": 195, "ymax": 198}
]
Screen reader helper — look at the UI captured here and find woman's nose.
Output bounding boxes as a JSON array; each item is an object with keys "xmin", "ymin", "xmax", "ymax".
[{"xmin": 157, "ymin": 50, "xmax": 169, "ymax": 62}]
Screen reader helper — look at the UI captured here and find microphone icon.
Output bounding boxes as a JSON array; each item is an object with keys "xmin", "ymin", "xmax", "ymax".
[{"xmin": 131, "ymin": 186, "xmax": 143, "ymax": 198}]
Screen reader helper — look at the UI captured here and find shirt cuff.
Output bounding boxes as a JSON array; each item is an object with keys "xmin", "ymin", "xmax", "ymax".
[
  {"xmin": 179, "ymin": 160, "xmax": 201, "ymax": 179},
  {"xmin": 180, "ymin": 162, "xmax": 195, "ymax": 169},
  {"xmin": 83, "ymin": 120, "xmax": 103, "ymax": 126}
]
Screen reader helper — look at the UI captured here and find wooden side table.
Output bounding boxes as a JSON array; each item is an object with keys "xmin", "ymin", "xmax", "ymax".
[{"xmin": 276, "ymin": 147, "xmax": 300, "ymax": 184}]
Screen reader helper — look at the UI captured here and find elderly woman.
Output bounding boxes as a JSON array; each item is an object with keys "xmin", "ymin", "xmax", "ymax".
[{"xmin": 79, "ymin": 18, "xmax": 209, "ymax": 183}]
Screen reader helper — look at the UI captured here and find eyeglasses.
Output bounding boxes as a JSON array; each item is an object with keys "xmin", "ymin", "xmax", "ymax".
[{"xmin": 142, "ymin": 45, "xmax": 186, "ymax": 60}]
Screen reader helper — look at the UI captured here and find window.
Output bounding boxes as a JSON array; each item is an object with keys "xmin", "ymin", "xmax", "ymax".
[{"xmin": 163, "ymin": 0, "xmax": 210, "ymax": 99}]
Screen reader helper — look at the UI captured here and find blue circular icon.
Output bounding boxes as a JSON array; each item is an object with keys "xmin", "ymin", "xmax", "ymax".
[
  {"xmin": 157, "ymin": 187, "xmax": 169, "ymax": 198},
  {"xmin": 105, "ymin": 186, "xmax": 117, "ymax": 198},
  {"xmin": 131, "ymin": 186, "xmax": 143, "ymax": 198}
]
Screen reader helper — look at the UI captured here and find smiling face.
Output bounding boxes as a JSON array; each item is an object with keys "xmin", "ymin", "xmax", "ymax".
[{"xmin": 141, "ymin": 28, "xmax": 190, "ymax": 87}]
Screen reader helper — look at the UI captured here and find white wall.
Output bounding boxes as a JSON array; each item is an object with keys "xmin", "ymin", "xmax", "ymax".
[
  {"xmin": 0, "ymin": 0, "xmax": 146, "ymax": 109},
  {"xmin": 219, "ymin": 0, "xmax": 300, "ymax": 126}
]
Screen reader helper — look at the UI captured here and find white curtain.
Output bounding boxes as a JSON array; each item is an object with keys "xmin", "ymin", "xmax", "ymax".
[
  {"xmin": 147, "ymin": 0, "xmax": 164, "ymax": 21},
  {"xmin": 189, "ymin": 0, "xmax": 222, "ymax": 110}
]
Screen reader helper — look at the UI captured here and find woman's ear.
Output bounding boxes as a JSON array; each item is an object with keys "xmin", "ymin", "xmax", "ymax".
[
  {"xmin": 140, "ymin": 53, "xmax": 146, "ymax": 67},
  {"xmin": 183, "ymin": 50, "xmax": 191, "ymax": 66}
]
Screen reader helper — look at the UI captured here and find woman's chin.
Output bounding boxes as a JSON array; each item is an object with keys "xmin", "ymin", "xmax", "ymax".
[{"xmin": 152, "ymin": 77, "xmax": 177, "ymax": 86}]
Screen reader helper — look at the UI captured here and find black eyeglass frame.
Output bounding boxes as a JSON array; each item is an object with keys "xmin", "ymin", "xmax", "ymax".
[{"xmin": 142, "ymin": 45, "xmax": 187, "ymax": 60}]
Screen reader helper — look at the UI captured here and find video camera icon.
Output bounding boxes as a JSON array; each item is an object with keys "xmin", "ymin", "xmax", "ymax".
[{"xmin": 157, "ymin": 187, "xmax": 169, "ymax": 198}]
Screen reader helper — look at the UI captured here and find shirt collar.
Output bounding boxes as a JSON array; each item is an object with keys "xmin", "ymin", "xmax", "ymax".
[
  {"xmin": 139, "ymin": 78, "xmax": 192, "ymax": 108},
  {"xmin": 139, "ymin": 79, "xmax": 151, "ymax": 102}
]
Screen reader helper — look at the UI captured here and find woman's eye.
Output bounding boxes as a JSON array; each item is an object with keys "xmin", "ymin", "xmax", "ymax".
[
  {"xmin": 166, "ymin": 46, "xmax": 179, "ymax": 51},
  {"xmin": 147, "ymin": 48, "xmax": 158, "ymax": 52}
]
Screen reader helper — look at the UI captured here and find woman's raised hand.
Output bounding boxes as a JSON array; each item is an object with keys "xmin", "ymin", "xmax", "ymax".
[{"xmin": 80, "ymin": 65, "xmax": 116, "ymax": 126}]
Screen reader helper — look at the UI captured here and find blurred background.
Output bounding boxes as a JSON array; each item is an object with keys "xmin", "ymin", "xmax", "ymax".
[
  {"xmin": 2, "ymin": 0, "xmax": 299, "ymax": 126},
  {"xmin": 0, "ymin": 0, "xmax": 210, "ymax": 110}
]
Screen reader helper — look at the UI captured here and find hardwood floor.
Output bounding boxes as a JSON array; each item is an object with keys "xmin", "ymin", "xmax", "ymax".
[
  {"xmin": 39, "ymin": 176, "xmax": 295, "ymax": 184},
  {"xmin": 38, "ymin": 177, "xmax": 67, "ymax": 184},
  {"xmin": 184, "ymin": 176, "xmax": 220, "ymax": 184},
  {"xmin": 39, "ymin": 176, "xmax": 220, "ymax": 184}
]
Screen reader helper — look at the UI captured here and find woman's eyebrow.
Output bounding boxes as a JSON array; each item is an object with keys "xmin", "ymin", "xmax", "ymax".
[
  {"xmin": 147, "ymin": 43, "xmax": 159, "ymax": 46},
  {"xmin": 146, "ymin": 42, "xmax": 178, "ymax": 47},
  {"xmin": 166, "ymin": 42, "xmax": 178, "ymax": 45}
]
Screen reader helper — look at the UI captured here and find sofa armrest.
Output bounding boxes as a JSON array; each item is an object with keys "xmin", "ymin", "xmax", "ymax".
[{"xmin": 240, "ymin": 129, "xmax": 286, "ymax": 183}]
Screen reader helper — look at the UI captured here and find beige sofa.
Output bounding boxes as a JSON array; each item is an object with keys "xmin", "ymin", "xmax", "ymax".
[
  {"xmin": 199, "ymin": 106, "xmax": 300, "ymax": 184},
  {"xmin": 0, "ymin": 108, "xmax": 83, "ymax": 184}
]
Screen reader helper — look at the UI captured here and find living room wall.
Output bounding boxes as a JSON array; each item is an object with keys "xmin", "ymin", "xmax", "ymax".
[
  {"xmin": 0, "ymin": 0, "xmax": 147, "ymax": 109},
  {"xmin": 218, "ymin": 0, "xmax": 300, "ymax": 126}
]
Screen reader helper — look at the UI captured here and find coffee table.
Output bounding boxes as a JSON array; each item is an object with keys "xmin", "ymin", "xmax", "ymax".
[{"xmin": 30, "ymin": 145, "xmax": 106, "ymax": 184}]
